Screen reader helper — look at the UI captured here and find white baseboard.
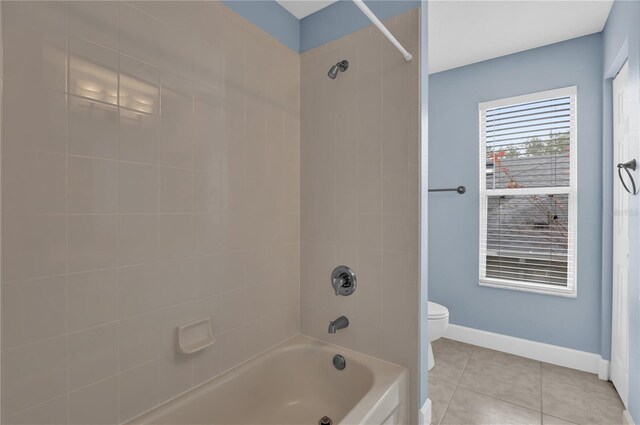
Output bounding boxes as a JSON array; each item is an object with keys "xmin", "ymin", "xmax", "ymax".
[
  {"xmin": 419, "ymin": 398, "xmax": 432, "ymax": 425},
  {"xmin": 599, "ymin": 357, "xmax": 611, "ymax": 380},
  {"xmin": 445, "ymin": 324, "xmax": 608, "ymax": 378},
  {"xmin": 623, "ymin": 410, "xmax": 635, "ymax": 425}
]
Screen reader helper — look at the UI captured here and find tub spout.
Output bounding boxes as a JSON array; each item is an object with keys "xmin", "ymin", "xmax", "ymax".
[{"xmin": 328, "ymin": 316, "xmax": 349, "ymax": 334}]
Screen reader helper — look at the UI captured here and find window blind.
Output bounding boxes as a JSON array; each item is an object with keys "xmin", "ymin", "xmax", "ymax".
[{"xmin": 479, "ymin": 87, "xmax": 577, "ymax": 297}]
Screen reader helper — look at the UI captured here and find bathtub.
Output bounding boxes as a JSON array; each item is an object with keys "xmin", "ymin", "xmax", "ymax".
[{"xmin": 126, "ymin": 335, "xmax": 407, "ymax": 425}]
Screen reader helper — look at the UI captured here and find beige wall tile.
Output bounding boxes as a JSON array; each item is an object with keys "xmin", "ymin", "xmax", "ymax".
[
  {"xmin": 3, "ymin": 395, "xmax": 68, "ymax": 425},
  {"xmin": 192, "ymin": 334, "xmax": 222, "ymax": 385},
  {"xmin": 68, "ymin": 323, "xmax": 118, "ymax": 390},
  {"xmin": 119, "ymin": 109, "xmax": 159, "ymax": 164},
  {"xmin": 2, "ymin": 1, "xmax": 302, "ymax": 421},
  {"xmin": 119, "ymin": 162, "xmax": 159, "ymax": 213},
  {"xmin": 68, "ymin": 269, "xmax": 118, "ymax": 332},
  {"xmin": 68, "ymin": 214, "xmax": 118, "ymax": 273},
  {"xmin": 197, "ymin": 252, "xmax": 245, "ymax": 297},
  {"xmin": 194, "ymin": 170, "xmax": 227, "ymax": 213},
  {"xmin": 68, "ymin": 96, "xmax": 118, "ymax": 159},
  {"xmin": 383, "ymin": 174, "xmax": 410, "ymax": 214},
  {"xmin": 158, "ymin": 213, "xmax": 195, "ymax": 259},
  {"xmin": 69, "ymin": 1, "xmax": 118, "ymax": 51},
  {"xmin": 194, "ymin": 39, "xmax": 224, "ymax": 91},
  {"xmin": 69, "ymin": 377, "xmax": 118, "ymax": 425},
  {"xmin": 193, "ymin": 85, "xmax": 224, "ymax": 172},
  {"xmin": 159, "ymin": 73, "xmax": 194, "ymax": 168},
  {"xmin": 158, "ymin": 352, "xmax": 193, "ymax": 402},
  {"xmin": 383, "ymin": 213, "xmax": 411, "ymax": 251},
  {"xmin": 119, "ymin": 2, "xmax": 161, "ymax": 66},
  {"xmin": 3, "ymin": 276, "xmax": 67, "ymax": 348},
  {"xmin": 68, "ymin": 156, "xmax": 118, "ymax": 213},
  {"xmin": 161, "ymin": 26, "xmax": 195, "ymax": 79},
  {"xmin": 3, "ymin": 336, "xmax": 68, "ymax": 416},
  {"xmin": 3, "ymin": 148, "xmax": 67, "ymax": 214},
  {"xmin": 118, "ymin": 311, "xmax": 161, "ymax": 371},
  {"xmin": 3, "ymin": 214, "xmax": 67, "ymax": 282},
  {"xmin": 157, "ymin": 257, "xmax": 197, "ymax": 307},
  {"xmin": 3, "ymin": 1, "xmax": 67, "ymax": 94},
  {"xmin": 3, "ymin": 89, "xmax": 67, "ymax": 154},
  {"xmin": 118, "ymin": 263, "xmax": 161, "ymax": 318},
  {"xmin": 160, "ymin": 166, "xmax": 194, "ymax": 213},
  {"xmin": 118, "ymin": 361, "xmax": 160, "ymax": 422},
  {"xmin": 158, "ymin": 116, "xmax": 194, "ymax": 169},
  {"xmin": 118, "ymin": 214, "xmax": 158, "ymax": 266}
]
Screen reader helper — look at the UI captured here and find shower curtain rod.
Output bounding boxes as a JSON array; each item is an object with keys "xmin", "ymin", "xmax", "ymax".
[{"xmin": 351, "ymin": 0, "xmax": 413, "ymax": 62}]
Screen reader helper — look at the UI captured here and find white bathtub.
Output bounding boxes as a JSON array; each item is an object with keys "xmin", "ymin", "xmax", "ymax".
[{"xmin": 126, "ymin": 335, "xmax": 407, "ymax": 425}]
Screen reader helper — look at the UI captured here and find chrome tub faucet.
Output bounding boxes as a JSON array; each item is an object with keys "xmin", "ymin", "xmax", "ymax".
[{"xmin": 328, "ymin": 316, "xmax": 349, "ymax": 334}]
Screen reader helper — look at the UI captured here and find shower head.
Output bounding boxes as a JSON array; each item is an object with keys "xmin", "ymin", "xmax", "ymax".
[{"xmin": 328, "ymin": 60, "xmax": 349, "ymax": 79}]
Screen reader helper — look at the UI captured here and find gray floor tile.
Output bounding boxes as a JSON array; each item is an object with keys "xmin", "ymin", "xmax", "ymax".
[
  {"xmin": 542, "ymin": 414, "xmax": 578, "ymax": 425},
  {"xmin": 430, "ymin": 340, "xmax": 625, "ymax": 425},
  {"xmin": 433, "ymin": 338, "xmax": 476, "ymax": 356},
  {"xmin": 440, "ymin": 387, "xmax": 541, "ymax": 425},
  {"xmin": 429, "ymin": 380, "xmax": 456, "ymax": 425},
  {"xmin": 458, "ymin": 354, "xmax": 542, "ymax": 410},
  {"xmin": 429, "ymin": 339, "xmax": 474, "ymax": 386},
  {"xmin": 472, "ymin": 346, "xmax": 541, "ymax": 373},
  {"xmin": 542, "ymin": 379, "xmax": 624, "ymax": 425},
  {"xmin": 429, "ymin": 348, "xmax": 473, "ymax": 386},
  {"xmin": 541, "ymin": 363, "xmax": 617, "ymax": 394}
]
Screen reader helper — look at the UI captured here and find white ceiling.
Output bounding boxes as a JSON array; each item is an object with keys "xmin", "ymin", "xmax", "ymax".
[
  {"xmin": 276, "ymin": 0, "xmax": 336, "ymax": 19},
  {"xmin": 277, "ymin": 0, "xmax": 613, "ymax": 74},
  {"xmin": 428, "ymin": 1, "xmax": 613, "ymax": 74}
]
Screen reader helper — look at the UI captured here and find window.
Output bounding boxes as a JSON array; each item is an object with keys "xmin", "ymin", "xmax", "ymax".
[{"xmin": 479, "ymin": 87, "xmax": 577, "ymax": 297}]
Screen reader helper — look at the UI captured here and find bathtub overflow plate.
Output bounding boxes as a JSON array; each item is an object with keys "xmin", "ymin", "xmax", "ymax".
[
  {"xmin": 333, "ymin": 354, "xmax": 346, "ymax": 370},
  {"xmin": 319, "ymin": 416, "xmax": 333, "ymax": 425}
]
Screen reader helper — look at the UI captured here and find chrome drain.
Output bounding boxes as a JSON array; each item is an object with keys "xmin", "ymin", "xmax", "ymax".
[
  {"xmin": 333, "ymin": 354, "xmax": 346, "ymax": 370},
  {"xmin": 319, "ymin": 416, "xmax": 333, "ymax": 425}
]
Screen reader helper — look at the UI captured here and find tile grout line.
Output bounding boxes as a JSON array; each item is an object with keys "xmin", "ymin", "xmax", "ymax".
[
  {"xmin": 116, "ymin": 1, "xmax": 122, "ymax": 422},
  {"xmin": 64, "ymin": 3, "xmax": 71, "ymax": 423},
  {"xmin": 437, "ymin": 344, "xmax": 474, "ymax": 424},
  {"xmin": 436, "ymin": 342, "xmax": 553, "ymax": 424},
  {"xmin": 456, "ymin": 346, "xmax": 545, "ymax": 415}
]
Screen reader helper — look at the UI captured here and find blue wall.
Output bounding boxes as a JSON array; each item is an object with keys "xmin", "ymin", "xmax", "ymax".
[
  {"xmin": 300, "ymin": 0, "xmax": 419, "ymax": 52},
  {"xmin": 602, "ymin": 0, "xmax": 640, "ymax": 419},
  {"xmin": 428, "ymin": 34, "xmax": 604, "ymax": 355},
  {"xmin": 222, "ymin": 0, "xmax": 420, "ymax": 53}
]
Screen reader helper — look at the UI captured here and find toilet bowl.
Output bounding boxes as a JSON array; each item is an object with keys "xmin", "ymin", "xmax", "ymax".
[{"xmin": 427, "ymin": 301, "xmax": 449, "ymax": 371}]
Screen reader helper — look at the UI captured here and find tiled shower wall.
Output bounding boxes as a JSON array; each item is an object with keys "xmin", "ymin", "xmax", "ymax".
[
  {"xmin": 1, "ymin": 2, "xmax": 300, "ymax": 423},
  {"xmin": 299, "ymin": 9, "xmax": 420, "ymax": 423}
]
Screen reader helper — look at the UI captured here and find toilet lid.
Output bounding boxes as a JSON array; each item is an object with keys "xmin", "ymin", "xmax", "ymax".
[{"xmin": 428, "ymin": 301, "xmax": 449, "ymax": 319}]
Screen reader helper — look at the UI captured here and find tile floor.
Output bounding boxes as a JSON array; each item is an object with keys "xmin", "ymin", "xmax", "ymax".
[{"xmin": 429, "ymin": 338, "xmax": 625, "ymax": 425}]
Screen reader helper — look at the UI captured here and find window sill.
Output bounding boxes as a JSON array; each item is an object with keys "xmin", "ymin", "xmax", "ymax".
[{"xmin": 479, "ymin": 278, "xmax": 577, "ymax": 298}]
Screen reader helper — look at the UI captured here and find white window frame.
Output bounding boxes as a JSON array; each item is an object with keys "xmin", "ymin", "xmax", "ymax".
[{"xmin": 478, "ymin": 86, "xmax": 578, "ymax": 297}]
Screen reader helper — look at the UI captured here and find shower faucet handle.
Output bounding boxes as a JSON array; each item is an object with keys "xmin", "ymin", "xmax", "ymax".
[{"xmin": 331, "ymin": 266, "xmax": 357, "ymax": 296}]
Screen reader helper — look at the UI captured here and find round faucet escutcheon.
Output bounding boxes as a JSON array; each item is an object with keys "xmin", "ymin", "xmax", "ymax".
[{"xmin": 331, "ymin": 266, "xmax": 357, "ymax": 296}]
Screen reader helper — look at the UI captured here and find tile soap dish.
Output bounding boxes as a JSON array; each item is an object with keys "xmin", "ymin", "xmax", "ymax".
[{"xmin": 177, "ymin": 317, "xmax": 215, "ymax": 354}]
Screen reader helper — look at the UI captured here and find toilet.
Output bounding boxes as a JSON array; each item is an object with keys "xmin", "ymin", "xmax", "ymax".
[{"xmin": 427, "ymin": 301, "xmax": 449, "ymax": 370}]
